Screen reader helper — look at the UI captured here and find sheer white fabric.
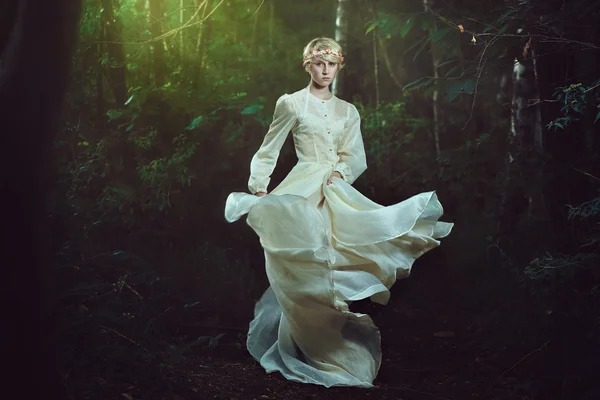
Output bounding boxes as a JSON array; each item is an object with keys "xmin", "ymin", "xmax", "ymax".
[{"xmin": 225, "ymin": 85, "xmax": 453, "ymax": 388}]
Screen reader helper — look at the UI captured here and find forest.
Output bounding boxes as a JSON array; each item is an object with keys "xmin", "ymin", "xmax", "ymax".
[{"xmin": 1, "ymin": 0, "xmax": 599, "ymax": 399}]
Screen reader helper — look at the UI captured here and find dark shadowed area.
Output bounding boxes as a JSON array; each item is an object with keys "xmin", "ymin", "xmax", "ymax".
[{"xmin": 3, "ymin": 0, "xmax": 598, "ymax": 399}]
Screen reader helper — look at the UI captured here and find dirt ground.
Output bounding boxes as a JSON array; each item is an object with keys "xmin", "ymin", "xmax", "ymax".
[{"xmin": 59, "ymin": 244, "xmax": 573, "ymax": 400}]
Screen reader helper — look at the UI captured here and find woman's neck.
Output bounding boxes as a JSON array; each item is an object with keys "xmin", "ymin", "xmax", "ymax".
[{"xmin": 309, "ymin": 81, "xmax": 333, "ymax": 100}]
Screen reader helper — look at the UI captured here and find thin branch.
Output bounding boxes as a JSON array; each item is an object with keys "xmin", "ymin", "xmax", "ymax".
[
  {"xmin": 421, "ymin": 1, "xmax": 600, "ymax": 50},
  {"xmin": 528, "ymin": 98, "xmax": 559, "ymax": 106},
  {"xmin": 371, "ymin": 6, "xmax": 404, "ymax": 90},
  {"xmin": 100, "ymin": 325, "xmax": 149, "ymax": 352},
  {"xmin": 96, "ymin": 0, "xmax": 225, "ymax": 46},
  {"xmin": 125, "ymin": 283, "xmax": 143, "ymax": 299},
  {"xmin": 585, "ymin": 83, "xmax": 600, "ymax": 93},
  {"xmin": 486, "ymin": 340, "xmax": 549, "ymax": 392},
  {"xmin": 462, "ymin": 36, "xmax": 498, "ymax": 130},
  {"xmin": 573, "ymin": 167, "xmax": 600, "ymax": 182},
  {"xmin": 248, "ymin": 0, "xmax": 265, "ymax": 19}
]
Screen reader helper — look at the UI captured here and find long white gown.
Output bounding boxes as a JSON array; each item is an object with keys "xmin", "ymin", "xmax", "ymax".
[{"xmin": 225, "ymin": 85, "xmax": 453, "ymax": 388}]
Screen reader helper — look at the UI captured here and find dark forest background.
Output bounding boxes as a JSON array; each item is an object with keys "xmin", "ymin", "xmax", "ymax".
[{"xmin": 2, "ymin": 0, "xmax": 599, "ymax": 399}]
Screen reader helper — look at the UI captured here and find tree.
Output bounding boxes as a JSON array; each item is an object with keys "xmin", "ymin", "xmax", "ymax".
[
  {"xmin": 102, "ymin": 0, "xmax": 128, "ymax": 107},
  {"xmin": 149, "ymin": 0, "xmax": 166, "ymax": 86},
  {"xmin": 0, "ymin": 0, "xmax": 82, "ymax": 396},
  {"xmin": 333, "ymin": 0, "xmax": 348, "ymax": 97},
  {"xmin": 423, "ymin": 0, "xmax": 443, "ymax": 159}
]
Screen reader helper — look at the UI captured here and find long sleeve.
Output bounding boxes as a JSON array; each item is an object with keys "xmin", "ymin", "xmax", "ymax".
[
  {"xmin": 334, "ymin": 104, "xmax": 367, "ymax": 184},
  {"xmin": 248, "ymin": 94, "xmax": 297, "ymax": 194}
]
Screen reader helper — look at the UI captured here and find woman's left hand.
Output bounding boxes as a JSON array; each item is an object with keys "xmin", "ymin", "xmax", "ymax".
[{"xmin": 327, "ymin": 171, "xmax": 342, "ymax": 185}]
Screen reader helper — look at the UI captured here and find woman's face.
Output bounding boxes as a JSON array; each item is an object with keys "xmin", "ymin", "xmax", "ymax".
[{"xmin": 309, "ymin": 58, "xmax": 339, "ymax": 88}]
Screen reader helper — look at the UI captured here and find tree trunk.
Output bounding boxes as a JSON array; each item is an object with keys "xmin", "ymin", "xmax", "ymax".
[
  {"xmin": 0, "ymin": 0, "xmax": 82, "ymax": 397},
  {"xmin": 144, "ymin": 0, "xmax": 152, "ymax": 86},
  {"xmin": 498, "ymin": 22, "xmax": 545, "ymax": 233},
  {"xmin": 101, "ymin": 0, "xmax": 127, "ymax": 107},
  {"xmin": 251, "ymin": 1, "xmax": 260, "ymax": 59},
  {"xmin": 180, "ymin": 0, "xmax": 185, "ymax": 64},
  {"xmin": 149, "ymin": 0, "xmax": 166, "ymax": 87},
  {"xmin": 0, "ymin": 0, "xmax": 19, "ymax": 63},
  {"xmin": 195, "ymin": 0, "xmax": 212, "ymax": 89},
  {"xmin": 193, "ymin": 0, "xmax": 207, "ymax": 89},
  {"xmin": 333, "ymin": 0, "xmax": 348, "ymax": 97},
  {"xmin": 268, "ymin": 0, "xmax": 274, "ymax": 49},
  {"xmin": 372, "ymin": 27, "xmax": 380, "ymax": 107},
  {"xmin": 96, "ymin": 26, "xmax": 106, "ymax": 127},
  {"xmin": 424, "ymin": 0, "xmax": 442, "ymax": 159}
]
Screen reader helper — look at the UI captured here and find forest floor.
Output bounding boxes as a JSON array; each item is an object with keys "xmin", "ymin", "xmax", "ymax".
[{"xmin": 56, "ymin": 245, "xmax": 560, "ymax": 400}]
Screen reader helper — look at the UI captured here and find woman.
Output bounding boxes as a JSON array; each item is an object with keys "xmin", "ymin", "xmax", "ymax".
[{"xmin": 225, "ymin": 37, "xmax": 453, "ymax": 388}]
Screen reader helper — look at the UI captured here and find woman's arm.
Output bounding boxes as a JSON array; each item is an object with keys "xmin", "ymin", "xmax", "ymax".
[
  {"xmin": 248, "ymin": 94, "xmax": 297, "ymax": 194},
  {"xmin": 333, "ymin": 104, "xmax": 367, "ymax": 184}
]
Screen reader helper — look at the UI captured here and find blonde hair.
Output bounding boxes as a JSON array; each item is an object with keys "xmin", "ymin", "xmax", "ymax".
[{"xmin": 302, "ymin": 37, "xmax": 345, "ymax": 71}]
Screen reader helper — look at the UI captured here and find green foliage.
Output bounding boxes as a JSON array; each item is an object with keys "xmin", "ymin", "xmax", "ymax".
[
  {"xmin": 567, "ymin": 189, "xmax": 600, "ymax": 221},
  {"xmin": 359, "ymin": 99, "xmax": 428, "ymax": 165},
  {"xmin": 547, "ymin": 81, "xmax": 600, "ymax": 130},
  {"xmin": 67, "ymin": 86, "xmax": 267, "ymax": 219},
  {"xmin": 523, "ymin": 189, "xmax": 600, "ymax": 304}
]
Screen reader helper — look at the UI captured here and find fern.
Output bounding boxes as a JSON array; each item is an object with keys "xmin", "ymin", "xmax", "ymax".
[{"xmin": 567, "ymin": 190, "xmax": 600, "ymax": 221}]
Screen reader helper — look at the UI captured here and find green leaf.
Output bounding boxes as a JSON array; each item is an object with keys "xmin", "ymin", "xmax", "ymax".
[
  {"xmin": 430, "ymin": 28, "xmax": 452, "ymax": 44},
  {"xmin": 413, "ymin": 37, "xmax": 430, "ymax": 61},
  {"xmin": 498, "ymin": 24, "xmax": 509, "ymax": 34},
  {"xmin": 445, "ymin": 78, "xmax": 476, "ymax": 102},
  {"xmin": 365, "ymin": 21, "xmax": 378, "ymax": 35},
  {"xmin": 186, "ymin": 115, "xmax": 203, "ymax": 130},
  {"xmin": 403, "ymin": 77, "xmax": 434, "ymax": 91},
  {"xmin": 594, "ymin": 111, "xmax": 600, "ymax": 124},
  {"xmin": 446, "ymin": 81, "xmax": 463, "ymax": 102},
  {"xmin": 497, "ymin": 9, "xmax": 516, "ymax": 23},
  {"xmin": 124, "ymin": 94, "xmax": 134, "ymax": 106},
  {"xmin": 241, "ymin": 104, "xmax": 263, "ymax": 115},
  {"xmin": 209, "ymin": 333, "xmax": 225, "ymax": 348},
  {"xmin": 226, "ymin": 127, "xmax": 243, "ymax": 143},
  {"xmin": 107, "ymin": 109, "xmax": 122, "ymax": 120},
  {"xmin": 400, "ymin": 15, "xmax": 416, "ymax": 38},
  {"xmin": 462, "ymin": 78, "xmax": 476, "ymax": 94},
  {"xmin": 420, "ymin": 14, "xmax": 434, "ymax": 31},
  {"xmin": 126, "ymin": 124, "xmax": 134, "ymax": 132},
  {"xmin": 403, "ymin": 35, "xmax": 426, "ymax": 56},
  {"xmin": 444, "ymin": 65, "xmax": 461, "ymax": 77},
  {"xmin": 436, "ymin": 59, "xmax": 455, "ymax": 69}
]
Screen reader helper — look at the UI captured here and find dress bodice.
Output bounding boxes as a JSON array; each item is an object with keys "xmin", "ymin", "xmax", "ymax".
[{"xmin": 248, "ymin": 86, "xmax": 367, "ymax": 196}]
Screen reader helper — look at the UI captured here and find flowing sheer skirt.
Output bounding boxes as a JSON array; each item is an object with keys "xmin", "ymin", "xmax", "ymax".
[{"xmin": 225, "ymin": 177, "xmax": 453, "ymax": 387}]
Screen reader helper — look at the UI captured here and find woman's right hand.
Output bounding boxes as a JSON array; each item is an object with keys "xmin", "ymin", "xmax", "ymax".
[{"xmin": 255, "ymin": 191, "xmax": 267, "ymax": 197}]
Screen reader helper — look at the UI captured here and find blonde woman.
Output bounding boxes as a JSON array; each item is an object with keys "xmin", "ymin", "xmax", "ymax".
[{"xmin": 225, "ymin": 37, "xmax": 453, "ymax": 388}]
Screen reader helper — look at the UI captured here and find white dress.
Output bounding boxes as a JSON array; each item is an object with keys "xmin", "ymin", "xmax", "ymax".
[{"xmin": 225, "ymin": 85, "xmax": 453, "ymax": 388}]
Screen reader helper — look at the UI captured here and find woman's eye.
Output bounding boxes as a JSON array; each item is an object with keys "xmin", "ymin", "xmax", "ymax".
[{"xmin": 329, "ymin": 62, "xmax": 336, "ymax": 67}]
